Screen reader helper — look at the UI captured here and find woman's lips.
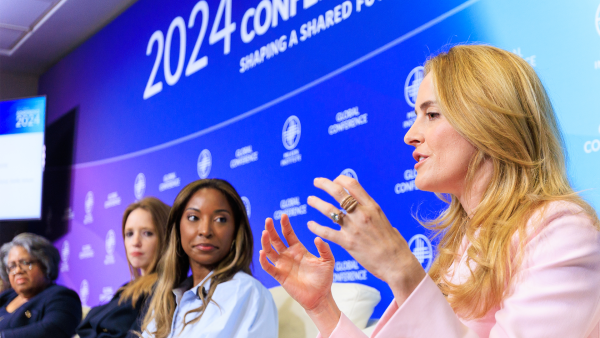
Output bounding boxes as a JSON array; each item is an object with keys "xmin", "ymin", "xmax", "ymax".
[
  {"xmin": 14, "ymin": 277, "xmax": 27, "ymax": 284},
  {"xmin": 414, "ymin": 156, "xmax": 429, "ymax": 169},
  {"xmin": 195, "ymin": 244, "xmax": 217, "ymax": 252},
  {"xmin": 130, "ymin": 252, "xmax": 143, "ymax": 257}
]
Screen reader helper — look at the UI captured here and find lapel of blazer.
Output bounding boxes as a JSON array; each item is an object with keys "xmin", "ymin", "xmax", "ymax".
[{"xmin": 6, "ymin": 284, "xmax": 55, "ymax": 327}]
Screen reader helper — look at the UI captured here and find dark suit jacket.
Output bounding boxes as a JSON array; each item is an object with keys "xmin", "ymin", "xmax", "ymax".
[
  {"xmin": 0, "ymin": 283, "xmax": 82, "ymax": 338},
  {"xmin": 77, "ymin": 286, "xmax": 148, "ymax": 338}
]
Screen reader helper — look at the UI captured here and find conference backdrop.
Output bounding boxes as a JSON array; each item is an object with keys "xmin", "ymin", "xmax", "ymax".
[{"xmin": 38, "ymin": 0, "xmax": 600, "ymax": 318}]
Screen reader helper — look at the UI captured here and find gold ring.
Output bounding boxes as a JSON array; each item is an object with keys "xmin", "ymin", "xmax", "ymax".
[
  {"xmin": 340, "ymin": 195, "xmax": 353, "ymax": 208},
  {"xmin": 345, "ymin": 200, "xmax": 358, "ymax": 213},
  {"xmin": 340, "ymin": 195, "xmax": 359, "ymax": 213}
]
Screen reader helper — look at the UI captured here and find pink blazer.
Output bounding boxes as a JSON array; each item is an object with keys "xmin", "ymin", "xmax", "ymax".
[{"xmin": 321, "ymin": 201, "xmax": 600, "ymax": 338}]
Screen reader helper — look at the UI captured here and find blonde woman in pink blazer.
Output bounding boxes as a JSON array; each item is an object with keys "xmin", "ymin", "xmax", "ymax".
[{"xmin": 259, "ymin": 44, "xmax": 600, "ymax": 338}]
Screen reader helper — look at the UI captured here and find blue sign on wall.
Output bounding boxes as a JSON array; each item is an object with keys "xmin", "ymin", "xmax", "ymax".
[{"xmin": 0, "ymin": 96, "xmax": 46, "ymax": 220}]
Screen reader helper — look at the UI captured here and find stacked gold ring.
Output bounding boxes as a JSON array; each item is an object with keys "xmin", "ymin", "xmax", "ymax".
[{"xmin": 340, "ymin": 195, "xmax": 359, "ymax": 213}]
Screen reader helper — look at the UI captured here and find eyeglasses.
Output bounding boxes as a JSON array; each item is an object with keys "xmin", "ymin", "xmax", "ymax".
[{"xmin": 6, "ymin": 260, "xmax": 35, "ymax": 275}]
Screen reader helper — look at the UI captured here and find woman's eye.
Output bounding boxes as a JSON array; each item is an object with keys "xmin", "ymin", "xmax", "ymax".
[
  {"xmin": 215, "ymin": 216, "xmax": 227, "ymax": 223},
  {"xmin": 125, "ymin": 231, "xmax": 133, "ymax": 237},
  {"xmin": 426, "ymin": 112, "xmax": 440, "ymax": 120},
  {"xmin": 187, "ymin": 215, "xmax": 199, "ymax": 221},
  {"xmin": 143, "ymin": 231, "xmax": 154, "ymax": 237}
]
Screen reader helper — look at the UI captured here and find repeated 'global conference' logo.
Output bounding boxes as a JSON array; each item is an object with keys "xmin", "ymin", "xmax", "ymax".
[
  {"xmin": 274, "ymin": 196, "xmax": 307, "ymax": 220},
  {"xmin": 80, "ymin": 279, "xmax": 89, "ymax": 307},
  {"xmin": 395, "ymin": 169, "xmax": 419, "ymax": 194},
  {"xmin": 104, "ymin": 229, "xmax": 116, "ymax": 265},
  {"xmin": 241, "ymin": 196, "xmax": 251, "ymax": 218},
  {"xmin": 197, "ymin": 149, "xmax": 212, "ymax": 179},
  {"xmin": 282, "ymin": 115, "xmax": 301, "ymax": 150},
  {"xmin": 60, "ymin": 240, "xmax": 69, "ymax": 272},
  {"xmin": 134, "ymin": 173, "xmax": 146, "ymax": 200},
  {"xmin": 583, "ymin": 124, "xmax": 600, "ymax": 154},
  {"xmin": 83, "ymin": 191, "xmax": 94, "ymax": 225},
  {"xmin": 281, "ymin": 116, "xmax": 302, "ymax": 166},
  {"xmin": 408, "ymin": 234, "xmax": 433, "ymax": 272},
  {"xmin": 99, "ymin": 286, "xmax": 115, "ymax": 303},
  {"xmin": 341, "ymin": 168, "xmax": 358, "ymax": 181},
  {"xmin": 404, "ymin": 66, "xmax": 424, "ymax": 108}
]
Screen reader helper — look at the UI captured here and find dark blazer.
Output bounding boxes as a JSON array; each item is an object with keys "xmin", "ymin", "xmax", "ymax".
[
  {"xmin": 0, "ymin": 283, "xmax": 82, "ymax": 338},
  {"xmin": 77, "ymin": 286, "xmax": 148, "ymax": 338}
]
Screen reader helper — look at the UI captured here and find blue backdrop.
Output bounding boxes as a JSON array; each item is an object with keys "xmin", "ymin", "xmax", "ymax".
[{"xmin": 38, "ymin": 0, "xmax": 600, "ymax": 318}]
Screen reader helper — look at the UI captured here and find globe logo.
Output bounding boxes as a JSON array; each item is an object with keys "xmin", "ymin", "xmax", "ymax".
[
  {"xmin": 282, "ymin": 116, "xmax": 301, "ymax": 150},
  {"xmin": 197, "ymin": 149, "xmax": 212, "ymax": 179},
  {"xmin": 596, "ymin": 4, "xmax": 600, "ymax": 36},
  {"xmin": 80, "ymin": 279, "xmax": 89, "ymax": 306},
  {"xmin": 241, "ymin": 196, "xmax": 251, "ymax": 218},
  {"xmin": 408, "ymin": 234, "xmax": 433, "ymax": 271},
  {"xmin": 105, "ymin": 230, "xmax": 116, "ymax": 255},
  {"xmin": 404, "ymin": 66, "xmax": 424, "ymax": 108},
  {"xmin": 134, "ymin": 173, "xmax": 146, "ymax": 200},
  {"xmin": 340, "ymin": 168, "xmax": 358, "ymax": 181},
  {"xmin": 84, "ymin": 191, "xmax": 94, "ymax": 215},
  {"xmin": 61, "ymin": 240, "xmax": 70, "ymax": 264}
]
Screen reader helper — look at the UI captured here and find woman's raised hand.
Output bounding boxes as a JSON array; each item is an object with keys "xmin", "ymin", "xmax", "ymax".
[
  {"xmin": 260, "ymin": 215, "xmax": 342, "ymax": 337},
  {"xmin": 259, "ymin": 214, "xmax": 335, "ymax": 310},
  {"xmin": 307, "ymin": 176, "xmax": 426, "ymax": 305}
]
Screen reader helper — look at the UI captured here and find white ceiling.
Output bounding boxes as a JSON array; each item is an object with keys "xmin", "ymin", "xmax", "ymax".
[{"xmin": 0, "ymin": 0, "xmax": 138, "ymax": 75}]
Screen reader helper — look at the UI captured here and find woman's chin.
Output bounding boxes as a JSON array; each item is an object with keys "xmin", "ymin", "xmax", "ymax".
[
  {"xmin": 414, "ymin": 178, "xmax": 430, "ymax": 192},
  {"xmin": 415, "ymin": 175, "xmax": 453, "ymax": 193},
  {"xmin": 129, "ymin": 260, "xmax": 147, "ymax": 271}
]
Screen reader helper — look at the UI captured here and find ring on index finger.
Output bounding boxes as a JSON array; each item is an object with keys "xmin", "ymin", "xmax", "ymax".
[{"xmin": 340, "ymin": 195, "xmax": 359, "ymax": 213}]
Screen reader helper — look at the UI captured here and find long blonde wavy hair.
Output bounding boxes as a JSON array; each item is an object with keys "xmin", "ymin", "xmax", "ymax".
[
  {"xmin": 119, "ymin": 197, "xmax": 171, "ymax": 306},
  {"xmin": 423, "ymin": 44, "xmax": 599, "ymax": 319},
  {"xmin": 140, "ymin": 179, "xmax": 253, "ymax": 338}
]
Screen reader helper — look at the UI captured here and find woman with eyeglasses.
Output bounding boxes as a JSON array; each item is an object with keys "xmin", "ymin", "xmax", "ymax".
[{"xmin": 0, "ymin": 232, "xmax": 82, "ymax": 338}]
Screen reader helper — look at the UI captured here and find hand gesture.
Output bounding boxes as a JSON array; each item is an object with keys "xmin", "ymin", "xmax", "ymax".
[
  {"xmin": 307, "ymin": 176, "xmax": 426, "ymax": 304},
  {"xmin": 259, "ymin": 214, "xmax": 335, "ymax": 311}
]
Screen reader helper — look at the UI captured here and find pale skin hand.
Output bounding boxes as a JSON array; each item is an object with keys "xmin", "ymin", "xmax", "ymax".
[
  {"xmin": 308, "ymin": 175, "xmax": 426, "ymax": 308},
  {"xmin": 259, "ymin": 215, "xmax": 341, "ymax": 337},
  {"xmin": 260, "ymin": 177, "xmax": 426, "ymax": 337}
]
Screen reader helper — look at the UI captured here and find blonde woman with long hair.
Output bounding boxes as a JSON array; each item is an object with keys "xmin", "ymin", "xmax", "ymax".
[
  {"xmin": 260, "ymin": 44, "xmax": 600, "ymax": 337},
  {"xmin": 77, "ymin": 197, "xmax": 170, "ymax": 338},
  {"xmin": 140, "ymin": 179, "xmax": 277, "ymax": 338}
]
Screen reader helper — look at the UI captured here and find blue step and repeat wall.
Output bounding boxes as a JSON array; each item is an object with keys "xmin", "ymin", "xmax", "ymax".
[{"xmin": 38, "ymin": 0, "xmax": 600, "ymax": 318}]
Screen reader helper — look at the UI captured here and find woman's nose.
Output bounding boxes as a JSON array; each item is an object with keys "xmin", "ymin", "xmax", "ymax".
[
  {"xmin": 198, "ymin": 219, "xmax": 213, "ymax": 238},
  {"xmin": 404, "ymin": 116, "xmax": 423, "ymax": 147},
  {"xmin": 132, "ymin": 233, "xmax": 142, "ymax": 246}
]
